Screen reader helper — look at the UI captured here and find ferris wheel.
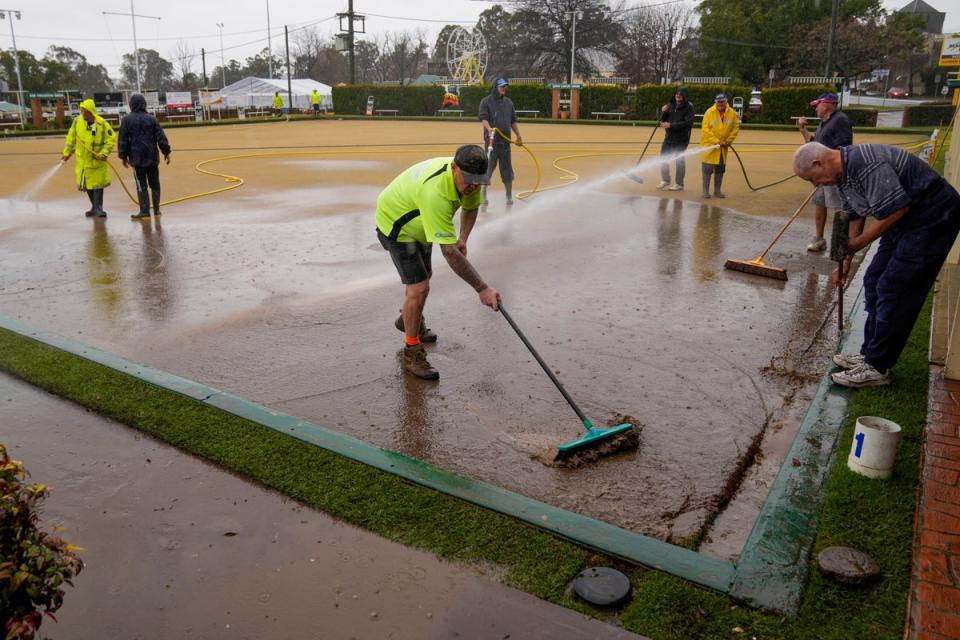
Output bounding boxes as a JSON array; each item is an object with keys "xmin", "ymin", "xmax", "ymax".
[{"xmin": 446, "ymin": 27, "xmax": 488, "ymax": 85}]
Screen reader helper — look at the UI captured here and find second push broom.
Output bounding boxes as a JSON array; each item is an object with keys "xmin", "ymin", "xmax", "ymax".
[{"xmin": 723, "ymin": 189, "xmax": 817, "ymax": 281}]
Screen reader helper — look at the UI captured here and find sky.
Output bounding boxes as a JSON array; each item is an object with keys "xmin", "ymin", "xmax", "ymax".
[{"xmin": 1, "ymin": 0, "xmax": 957, "ymax": 81}]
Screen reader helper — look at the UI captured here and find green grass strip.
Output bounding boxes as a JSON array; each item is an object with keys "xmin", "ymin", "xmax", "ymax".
[
  {"xmin": 0, "ymin": 291, "xmax": 929, "ymax": 638},
  {"xmin": 620, "ymin": 296, "xmax": 930, "ymax": 639}
]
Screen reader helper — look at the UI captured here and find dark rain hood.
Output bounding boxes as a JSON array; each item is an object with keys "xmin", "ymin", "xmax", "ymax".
[
  {"xmin": 129, "ymin": 94, "xmax": 148, "ymax": 113},
  {"xmin": 662, "ymin": 86, "xmax": 695, "ymax": 146}
]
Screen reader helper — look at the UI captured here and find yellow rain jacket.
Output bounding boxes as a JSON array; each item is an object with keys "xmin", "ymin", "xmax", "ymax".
[
  {"xmin": 700, "ymin": 104, "xmax": 739, "ymax": 165},
  {"xmin": 63, "ymin": 99, "xmax": 115, "ymax": 190},
  {"xmin": 272, "ymin": 94, "xmax": 284, "ymax": 109}
]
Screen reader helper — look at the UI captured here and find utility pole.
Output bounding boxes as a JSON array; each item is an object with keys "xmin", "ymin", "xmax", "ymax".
[
  {"xmin": 285, "ymin": 25, "xmax": 292, "ymax": 108},
  {"xmin": 0, "ymin": 9, "xmax": 25, "ymax": 130},
  {"xmin": 567, "ymin": 10, "xmax": 581, "ymax": 84},
  {"xmin": 266, "ymin": 0, "xmax": 273, "ymax": 78},
  {"xmin": 103, "ymin": 2, "xmax": 160, "ymax": 94},
  {"xmin": 201, "ymin": 47, "xmax": 207, "ymax": 87},
  {"xmin": 338, "ymin": 1, "xmax": 365, "ymax": 84},
  {"xmin": 824, "ymin": 0, "xmax": 839, "ymax": 78},
  {"xmin": 217, "ymin": 22, "xmax": 225, "ymax": 88}
]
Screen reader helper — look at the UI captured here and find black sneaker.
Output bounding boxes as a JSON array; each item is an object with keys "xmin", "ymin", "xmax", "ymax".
[{"xmin": 395, "ymin": 315, "xmax": 438, "ymax": 343}]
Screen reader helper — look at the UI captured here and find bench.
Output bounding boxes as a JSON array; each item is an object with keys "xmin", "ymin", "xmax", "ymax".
[
  {"xmin": 165, "ymin": 114, "xmax": 194, "ymax": 120},
  {"xmin": 516, "ymin": 110, "xmax": 539, "ymax": 118},
  {"xmin": 436, "ymin": 109, "xmax": 464, "ymax": 117},
  {"xmin": 592, "ymin": 111, "xmax": 624, "ymax": 120},
  {"xmin": 375, "ymin": 109, "xmax": 400, "ymax": 117}
]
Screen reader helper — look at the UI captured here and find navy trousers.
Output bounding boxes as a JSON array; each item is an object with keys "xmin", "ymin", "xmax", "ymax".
[{"xmin": 862, "ymin": 203, "xmax": 960, "ymax": 373}]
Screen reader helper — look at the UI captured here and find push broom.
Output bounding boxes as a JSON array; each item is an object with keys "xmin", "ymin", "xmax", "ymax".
[
  {"xmin": 723, "ymin": 189, "xmax": 816, "ymax": 281},
  {"xmin": 499, "ymin": 304, "xmax": 637, "ymax": 462}
]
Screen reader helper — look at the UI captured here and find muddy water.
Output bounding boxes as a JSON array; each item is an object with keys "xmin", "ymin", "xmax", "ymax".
[
  {"xmin": 0, "ymin": 122, "xmax": 919, "ymax": 550},
  {"xmin": 0, "ymin": 373, "xmax": 643, "ymax": 640}
]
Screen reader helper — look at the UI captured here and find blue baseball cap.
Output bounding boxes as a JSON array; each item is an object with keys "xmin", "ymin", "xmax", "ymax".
[
  {"xmin": 495, "ymin": 78, "xmax": 509, "ymax": 88},
  {"xmin": 810, "ymin": 92, "xmax": 838, "ymax": 107},
  {"xmin": 714, "ymin": 93, "xmax": 727, "ymax": 102}
]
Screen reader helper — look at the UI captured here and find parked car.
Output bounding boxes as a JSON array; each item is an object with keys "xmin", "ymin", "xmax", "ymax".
[
  {"xmin": 887, "ymin": 87, "xmax": 909, "ymax": 98},
  {"xmin": 748, "ymin": 89, "xmax": 762, "ymax": 111}
]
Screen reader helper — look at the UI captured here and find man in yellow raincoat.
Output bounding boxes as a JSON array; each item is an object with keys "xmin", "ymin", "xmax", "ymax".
[
  {"xmin": 700, "ymin": 93, "xmax": 739, "ymax": 199},
  {"xmin": 272, "ymin": 91, "xmax": 284, "ymax": 117},
  {"xmin": 62, "ymin": 98, "xmax": 116, "ymax": 218}
]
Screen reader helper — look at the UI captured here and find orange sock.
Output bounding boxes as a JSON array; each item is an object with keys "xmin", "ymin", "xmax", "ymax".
[{"xmin": 404, "ymin": 335, "xmax": 420, "ymax": 347}]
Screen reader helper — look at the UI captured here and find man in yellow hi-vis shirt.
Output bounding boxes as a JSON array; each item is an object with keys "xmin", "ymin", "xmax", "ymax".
[
  {"xmin": 310, "ymin": 89, "xmax": 321, "ymax": 115},
  {"xmin": 376, "ymin": 145, "xmax": 501, "ymax": 380},
  {"xmin": 700, "ymin": 93, "xmax": 740, "ymax": 199}
]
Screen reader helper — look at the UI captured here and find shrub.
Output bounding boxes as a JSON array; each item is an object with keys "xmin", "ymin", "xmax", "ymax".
[
  {"xmin": 632, "ymin": 84, "xmax": 751, "ymax": 120},
  {"xmin": 903, "ymin": 103, "xmax": 956, "ymax": 127},
  {"xmin": 1, "ymin": 443, "xmax": 83, "ymax": 640},
  {"xmin": 579, "ymin": 85, "xmax": 628, "ymax": 116},
  {"xmin": 460, "ymin": 84, "xmax": 552, "ymax": 118},
  {"xmin": 843, "ymin": 107, "xmax": 879, "ymax": 127},
  {"xmin": 331, "ymin": 85, "xmax": 444, "ymax": 116},
  {"xmin": 754, "ymin": 85, "xmax": 836, "ymax": 124}
]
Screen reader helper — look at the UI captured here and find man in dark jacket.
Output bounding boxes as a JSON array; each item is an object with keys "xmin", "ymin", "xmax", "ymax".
[
  {"xmin": 478, "ymin": 78, "xmax": 523, "ymax": 205},
  {"xmin": 118, "ymin": 94, "xmax": 171, "ymax": 220},
  {"xmin": 657, "ymin": 87, "xmax": 694, "ymax": 191}
]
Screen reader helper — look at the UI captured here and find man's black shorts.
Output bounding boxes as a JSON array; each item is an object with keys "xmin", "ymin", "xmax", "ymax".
[{"xmin": 377, "ymin": 230, "xmax": 433, "ymax": 284}]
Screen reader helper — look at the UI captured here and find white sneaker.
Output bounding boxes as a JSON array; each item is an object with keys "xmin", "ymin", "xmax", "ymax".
[
  {"xmin": 832, "ymin": 353, "xmax": 865, "ymax": 370},
  {"xmin": 668, "ymin": 184, "xmax": 683, "ymax": 191},
  {"xmin": 657, "ymin": 181, "xmax": 669, "ymax": 190},
  {"xmin": 807, "ymin": 236, "xmax": 827, "ymax": 252},
  {"xmin": 831, "ymin": 363, "xmax": 891, "ymax": 388}
]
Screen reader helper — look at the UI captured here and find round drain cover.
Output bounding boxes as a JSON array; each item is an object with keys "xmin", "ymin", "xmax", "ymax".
[{"xmin": 572, "ymin": 567, "xmax": 632, "ymax": 607}]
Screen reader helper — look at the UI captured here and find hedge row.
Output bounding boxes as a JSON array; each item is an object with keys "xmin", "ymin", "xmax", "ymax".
[
  {"xmin": 752, "ymin": 85, "xmax": 836, "ymax": 124},
  {"xmin": 331, "ymin": 85, "xmax": 444, "ymax": 116},
  {"xmin": 843, "ymin": 107, "xmax": 879, "ymax": 127},
  {"xmin": 632, "ymin": 84, "xmax": 751, "ymax": 120},
  {"xmin": 331, "ymin": 84, "xmax": 628, "ymax": 118},
  {"xmin": 903, "ymin": 103, "xmax": 956, "ymax": 127}
]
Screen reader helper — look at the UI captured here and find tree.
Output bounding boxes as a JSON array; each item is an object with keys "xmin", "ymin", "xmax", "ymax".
[
  {"xmin": 617, "ymin": 3, "xmax": 695, "ymax": 84},
  {"xmin": 170, "ymin": 40, "xmax": 200, "ymax": 91},
  {"xmin": 242, "ymin": 47, "xmax": 284, "ymax": 79},
  {"xmin": 43, "ymin": 46, "xmax": 112, "ymax": 95},
  {"xmin": 120, "ymin": 48, "xmax": 174, "ymax": 90},
  {"xmin": 379, "ymin": 30, "xmax": 430, "ymax": 84},
  {"xmin": 476, "ymin": 6, "xmax": 527, "ymax": 78},
  {"xmin": 512, "ymin": 0, "xmax": 624, "ymax": 82},
  {"xmin": 690, "ymin": 0, "xmax": 883, "ymax": 85}
]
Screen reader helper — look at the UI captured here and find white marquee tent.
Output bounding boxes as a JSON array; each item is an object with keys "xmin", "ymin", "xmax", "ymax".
[{"xmin": 218, "ymin": 77, "xmax": 333, "ymax": 111}]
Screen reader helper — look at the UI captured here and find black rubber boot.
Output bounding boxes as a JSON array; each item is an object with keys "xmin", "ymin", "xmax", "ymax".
[
  {"xmin": 85, "ymin": 190, "xmax": 96, "ymax": 217},
  {"xmin": 132, "ymin": 190, "xmax": 151, "ymax": 219},
  {"xmin": 92, "ymin": 189, "xmax": 107, "ymax": 217},
  {"xmin": 714, "ymin": 172, "xmax": 725, "ymax": 198},
  {"xmin": 701, "ymin": 171, "xmax": 712, "ymax": 198},
  {"xmin": 152, "ymin": 189, "xmax": 162, "ymax": 217},
  {"xmin": 482, "ymin": 185, "xmax": 488, "ymax": 206},
  {"xmin": 505, "ymin": 182, "xmax": 513, "ymax": 205}
]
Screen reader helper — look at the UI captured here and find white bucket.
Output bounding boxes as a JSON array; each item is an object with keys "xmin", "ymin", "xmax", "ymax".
[{"xmin": 847, "ymin": 416, "xmax": 902, "ymax": 479}]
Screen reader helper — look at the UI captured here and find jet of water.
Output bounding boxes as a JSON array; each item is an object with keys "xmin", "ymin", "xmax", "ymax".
[{"xmin": 15, "ymin": 162, "xmax": 64, "ymax": 202}]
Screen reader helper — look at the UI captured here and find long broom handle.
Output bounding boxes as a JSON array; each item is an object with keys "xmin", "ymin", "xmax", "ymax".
[
  {"xmin": 499, "ymin": 304, "xmax": 589, "ymax": 424},
  {"xmin": 755, "ymin": 189, "xmax": 817, "ymax": 261}
]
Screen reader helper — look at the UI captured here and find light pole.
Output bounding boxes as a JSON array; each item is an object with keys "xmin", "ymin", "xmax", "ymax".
[
  {"xmin": 266, "ymin": 0, "xmax": 273, "ymax": 78},
  {"xmin": 0, "ymin": 9, "xmax": 25, "ymax": 130},
  {"xmin": 216, "ymin": 22, "xmax": 225, "ymax": 88},
  {"xmin": 567, "ymin": 10, "xmax": 582, "ymax": 84},
  {"xmin": 103, "ymin": 3, "xmax": 159, "ymax": 95}
]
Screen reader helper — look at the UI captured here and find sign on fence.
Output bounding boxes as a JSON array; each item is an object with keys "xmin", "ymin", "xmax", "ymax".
[
  {"xmin": 165, "ymin": 91, "xmax": 193, "ymax": 108},
  {"xmin": 940, "ymin": 36, "xmax": 960, "ymax": 67}
]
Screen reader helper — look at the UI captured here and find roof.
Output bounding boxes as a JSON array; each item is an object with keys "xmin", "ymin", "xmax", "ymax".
[
  {"xmin": 896, "ymin": 0, "xmax": 946, "ymax": 33},
  {"xmin": 218, "ymin": 77, "xmax": 332, "ymax": 96}
]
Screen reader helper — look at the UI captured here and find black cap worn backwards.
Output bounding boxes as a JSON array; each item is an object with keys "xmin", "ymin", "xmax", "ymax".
[{"xmin": 453, "ymin": 144, "xmax": 490, "ymax": 185}]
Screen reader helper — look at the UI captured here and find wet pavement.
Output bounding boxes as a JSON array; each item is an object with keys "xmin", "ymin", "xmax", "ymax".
[
  {"xmin": 0, "ymin": 372, "xmax": 644, "ymax": 640},
  {"xmin": 0, "ymin": 121, "xmax": 921, "ymax": 557}
]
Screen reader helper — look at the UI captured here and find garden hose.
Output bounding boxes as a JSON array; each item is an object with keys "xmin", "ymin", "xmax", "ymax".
[{"xmin": 493, "ymin": 127, "xmax": 543, "ymax": 200}]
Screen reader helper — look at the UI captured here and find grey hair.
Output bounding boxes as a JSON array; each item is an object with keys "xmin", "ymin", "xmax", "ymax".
[{"xmin": 793, "ymin": 141, "xmax": 831, "ymax": 173}]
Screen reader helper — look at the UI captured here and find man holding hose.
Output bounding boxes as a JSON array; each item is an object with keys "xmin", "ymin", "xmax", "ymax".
[
  {"xmin": 479, "ymin": 78, "xmax": 523, "ymax": 206},
  {"xmin": 793, "ymin": 141, "xmax": 960, "ymax": 388},
  {"xmin": 376, "ymin": 144, "xmax": 502, "ymax": 380},
  {"xmin": 700, "ymin": 93, "xmax": 739, "ymax": 199},
  {"xmin": 62, "ymin": 99, "xmax": 115, "ymax": 218}
]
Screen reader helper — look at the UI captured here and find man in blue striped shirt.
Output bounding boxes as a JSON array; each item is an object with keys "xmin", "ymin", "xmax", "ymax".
[{"xmin": 794, "ymin": 141, "xmax": 960, "ymax": 388}]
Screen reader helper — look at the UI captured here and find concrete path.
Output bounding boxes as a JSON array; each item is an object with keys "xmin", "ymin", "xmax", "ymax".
[{"xmin": 0, "ymin": 372, "xmax": 644, "ymax": 640}]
